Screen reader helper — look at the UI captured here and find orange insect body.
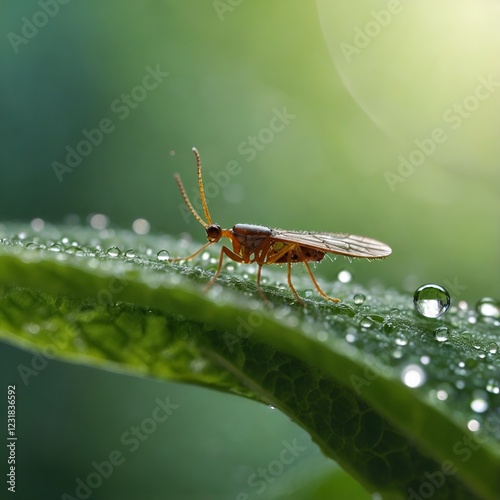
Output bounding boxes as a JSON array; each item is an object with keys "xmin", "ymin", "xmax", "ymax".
[{"xmin": 172, "ymin": 148, "xmax": 392, "ymax": 303}]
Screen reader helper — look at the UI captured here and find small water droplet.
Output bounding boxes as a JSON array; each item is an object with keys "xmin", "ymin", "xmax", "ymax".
[
  {"xmin": 395, "ymin": 336, "xmax": 408, "ymax": 346},
  {"xmin": 392, "ymin": 348, "xmax": 403, "ymax": 359},
  {"xmin": 106, "ymin": 247, "xmax": 121, "ymax": 257},
  {"xmin": 337, "ymin": 270, "xmax": 352, "ymax": 283},
  {"xmin": 353, "ymin": 293, "xmax": 366, "ymax": 305},
  {"xmin": 125, "ymin": 249, "xmax": 136, "ymax": 259},
  {"xmin": 49, "ymin": 243, "xmax": 62, "ymax": 252},
  {"xmin": 413, "ymin": 284, "xmax": 450, "ymax": 318},
  {"xmin": 434, "ymin": 326, "xmax": 449, "ymax": 342},
  {"xmin": 304, "ymin": 289, "xmax": 314, "ymax": 298},
  {"xmin": 486, "ymin": 379, "xmax": 500, "ymax": 394},
  {"xmin": 359, "ymin": 316, "xmax": 373, "ymax": 329},
  {"xmin": 476, "ymin": 297, "xmax": 500, "ymax": 319},
  {"xmin": 401, "ymin": 364, "xmax": 426, "ymax": 388},
  {"xmin": 201, "ymin": 251, "xmax": 210, "ymax": 262},
  {"xmin": 25, "ymin": 242, "xmax": 39, "ymax": 250},
  {"xmin": 224, "ymin": 262, "xmax": 235, "ymax": 272},
  {"xmin": 157, "ymin": 250, "xmax": 170, "ymax": 262},
  {"xmin": 487, "ymin": 342, "xmax": 498, "ymax": 354},
  {"xmin": 132, "ymin": 218, "xmax": 150, "ymax": 235}
]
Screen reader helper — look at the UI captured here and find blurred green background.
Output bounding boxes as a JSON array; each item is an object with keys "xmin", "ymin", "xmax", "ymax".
[{"xmin": 1, "ymin": 1, "xmax": 498, "ymax": 498}]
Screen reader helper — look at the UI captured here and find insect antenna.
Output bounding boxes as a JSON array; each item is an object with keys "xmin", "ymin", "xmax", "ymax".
[
  {"xmin": 192, "ymin": 147, "xmax": 213, "ymax": 225},
  {"xmin": 174, "ymin": 169, "xmax": 207, "ymax": 228}
]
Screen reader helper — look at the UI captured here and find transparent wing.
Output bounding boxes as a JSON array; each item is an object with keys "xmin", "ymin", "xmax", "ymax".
[{"xmin": 272, "ymin": 230, "xmax": 392, "ymax": 258}]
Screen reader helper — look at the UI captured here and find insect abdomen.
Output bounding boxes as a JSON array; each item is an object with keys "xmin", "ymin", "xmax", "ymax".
[{"xmin": 272, "ymin": 245, "xmax": 325, "ymax": 264}]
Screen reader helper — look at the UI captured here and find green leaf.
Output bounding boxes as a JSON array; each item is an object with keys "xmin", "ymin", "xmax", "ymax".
[{"xmin": 1, "ymin": 223, "xmax": 499, "ymax": 499}]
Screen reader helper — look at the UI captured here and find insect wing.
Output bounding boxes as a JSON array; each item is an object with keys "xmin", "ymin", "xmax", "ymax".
[{"xmin": 272, "ymin": 230, "xmax": 392, "ymax": 258}]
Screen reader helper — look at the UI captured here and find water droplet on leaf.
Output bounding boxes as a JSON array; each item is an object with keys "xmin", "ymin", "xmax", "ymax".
[
  {"xmin": 157, "ymin": 250, "xmax": 170, "ymax": 262},
  {"xmin": 413, "ymin": 284, "xmax": 450, "ymax": 318}
]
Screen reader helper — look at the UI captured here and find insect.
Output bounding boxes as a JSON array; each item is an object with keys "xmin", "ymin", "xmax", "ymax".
[{"xmin": 171, "ymin": 147, "xmax": 392, "ymax": 303}]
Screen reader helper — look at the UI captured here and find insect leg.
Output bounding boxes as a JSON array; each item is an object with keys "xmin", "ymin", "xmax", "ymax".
[
  {"xmin": 255, "ymin": 264, "xmax": 269, "ymax": 302},
  {"xmin": 168, "ymin": 241, "xmax": 213, "ymax": 262},
  {"xmin": 286, "ymin": 250, "xmax": 304, "ymax": 304},
  {"xmin": 205, "ymin": 246, "xmax": 244, "ymax": 291},
  {"xmin": 295, "ymin": 247, "xmax": 340, "ymax": 303}
]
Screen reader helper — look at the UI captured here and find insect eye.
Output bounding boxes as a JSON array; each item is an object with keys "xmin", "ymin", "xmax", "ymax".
[{"xmin": 206, "ymin": 224, "xmax": 222, "ymax": 242}]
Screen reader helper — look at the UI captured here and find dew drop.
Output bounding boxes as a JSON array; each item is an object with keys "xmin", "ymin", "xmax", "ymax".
[
  {"xmin": 304, "ymin": 289, "xmax": 314, "ymax": 298},
  {"xmin": 125, "ymin": 249, "xmax": 136, "ymax": 259},
  {"xmin": 224, "ymin": 262, "xmax": 235, "ymax": 272},
  {"xmin": 337, "ymin": 270, "xmax": 352, "ymax": 283},
  {"xmin": 157, "ymin": 250, "xmax": 170, "ymax": 262},
  {"xmin": 486, "ymin": 379, "xmax": 500, "ymax": 394},
  {"xmin": 106, "ymin": 247, "xmax": 121, "ymax": 257},
  {"xmin": 359, "ymin": 316, "xmax": 373, "ymax": 329},
  {"xmin": 476, "ymin": 297, "xmax": 500, "ymax": 319},
  {"xmin": 434, "ymin": 326, "xmax": 449, "ymax": 342},
  {"xmin": 25, "ymin": 242, "xmax": 39, "ymax": 250},
  {"xmin": 413, "ymin": 284, "xmax": 450, "ymax": 318},
  {"xmin": 49, "ymin": 243, "xmax": 62, "ymax": 252},
  {"xmin": 201, "ymin": 252, "xmax": 210, "ymax": 262},
  {"xmin": 353, "ymin": 293, "xmax": 366, "ymax": 305},
  {"xmin": 401, "ymin": 364, "xmax": 426, "ymax": 388},
  {"xmin": 487, "ymin": 342, "xmax": 498, "ymax": 354}
]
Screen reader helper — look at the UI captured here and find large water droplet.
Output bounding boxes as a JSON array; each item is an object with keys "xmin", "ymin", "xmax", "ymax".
[
  {"xmin": 476, "ymin": 297, "xmax": 500, "ymax": 319},
  {"xmin": 413, "ymin": 284, "xmax": 450, "ymax": 318}
]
